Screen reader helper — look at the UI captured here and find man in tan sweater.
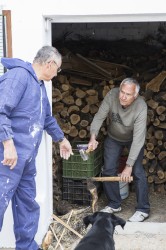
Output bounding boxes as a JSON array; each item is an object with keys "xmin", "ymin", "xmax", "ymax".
[{"xmin": 88, "ymin": 78, "xmax": 150, "ymax": 222}]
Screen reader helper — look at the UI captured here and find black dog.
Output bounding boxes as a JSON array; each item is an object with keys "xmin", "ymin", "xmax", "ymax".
[{"xmin": 74, "ymin": 212, "xmax": 126, "ymax": 250}]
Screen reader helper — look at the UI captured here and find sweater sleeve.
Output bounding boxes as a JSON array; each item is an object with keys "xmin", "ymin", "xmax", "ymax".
[
  {"xmin": 0, "ymin": 77, "xmax": 27, "ymax": 142},
  {"xmin": 90, "ymin": 91, "xmax": 111, "ymax": 137},
  {"xmin": 126, "ymin": 103, "xmax": 147, "ymax": 167}
]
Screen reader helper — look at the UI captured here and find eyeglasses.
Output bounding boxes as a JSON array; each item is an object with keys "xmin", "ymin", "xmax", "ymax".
[
  {"xmin": 48, "ymin": 60, "xmax": 61, "ymax": 73},
  {"xmin": 53, "ymin": 61, "xmax": 61, "ymax": 73}
]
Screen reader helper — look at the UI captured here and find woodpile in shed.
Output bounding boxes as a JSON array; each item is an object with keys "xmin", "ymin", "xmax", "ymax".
[
  {"xmin": 52, "ymin": 40, "xmax": 166, "ymax": 212},
  {"xmin": 143, "ymin": 73, "xmax": 166, "ymax": 193}
]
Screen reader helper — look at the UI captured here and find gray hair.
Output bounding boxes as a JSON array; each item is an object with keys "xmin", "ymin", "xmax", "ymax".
[
  {"xmin": 120, "ymin": 78, "xmax": 140, "ymax": 97},
  {"xmin": 33, "ymin": 45, "xmax": 62, "ymax": 64}
]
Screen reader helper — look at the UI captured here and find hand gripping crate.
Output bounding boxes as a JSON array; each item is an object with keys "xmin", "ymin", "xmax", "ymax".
[{"xmin": 63, "ymin": 141, "xmax": 103, "ymax": 179}]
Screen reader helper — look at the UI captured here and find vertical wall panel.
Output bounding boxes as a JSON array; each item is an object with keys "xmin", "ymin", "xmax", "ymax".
[{"xmin": 0, "ymin": 13, "xmax": 4, "ymax": 76}]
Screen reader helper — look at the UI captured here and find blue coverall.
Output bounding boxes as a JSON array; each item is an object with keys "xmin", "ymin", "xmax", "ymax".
[{"xmin": 0, "ymin": 58, "xmax": 64, "ymax": 250}]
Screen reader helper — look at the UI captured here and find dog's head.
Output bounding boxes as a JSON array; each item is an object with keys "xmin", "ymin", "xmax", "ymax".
[{"xmin": 83, "ymin": 212, "xmax": 126, "ymax": 229}]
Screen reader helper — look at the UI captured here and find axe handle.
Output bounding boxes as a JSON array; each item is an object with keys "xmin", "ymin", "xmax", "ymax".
[
  {"xmin": 91, "ymin": 176, "xmax": 133, "ymax": 182},
  {"xmin": 85, "ymin": 147, "xmax": 94, "ymax": 153}
]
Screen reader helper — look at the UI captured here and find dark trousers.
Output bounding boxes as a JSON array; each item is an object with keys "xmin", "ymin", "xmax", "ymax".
[{"xmin": 102, "ymin": 136, "xmax": 150, "ymax": 214}]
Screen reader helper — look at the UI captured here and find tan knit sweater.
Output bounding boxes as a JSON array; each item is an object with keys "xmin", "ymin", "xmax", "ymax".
[{"xmin": 90, "ymin": 88, "xmax": 147, "ymax": 167}]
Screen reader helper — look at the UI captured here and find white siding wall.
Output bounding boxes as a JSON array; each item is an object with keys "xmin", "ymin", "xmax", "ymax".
[
  {"xmin": 0, "ymin": 13, "xmax": 4, "ymax": 76},
  {"xmin": 0, "ymin": 2, "xmax": 53, "ymax": 248}
]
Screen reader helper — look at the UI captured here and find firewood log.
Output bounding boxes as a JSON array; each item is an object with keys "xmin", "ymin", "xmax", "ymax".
[
  {"xmin": 75, "ymin": 89, "xmax": 86, "ymax": 98},
  {"xmin": 60, "ymin": 110, "xmax": 68, "ymax": 118},
  {"xmin": 63, "ymin": 95, "xmax": 75, "ymax": 105},
  {"xmin": 80, "ymin": 120, "xmax": 89, "ymax": 127},
  {"xmin": 146, "ymin": 71, "xmax": 166, "ymax": 92},
  {"xmin": 154, "ymin": 130, "xmax": 165, "ymax": 140},
  {"xmin": 153, "ymin": 91, "xmax": 166, "ymax": 102},
  {"xmin": 89, "ymin": 105, "xmax": 99, "ymax": 114},
  {"xmin": 53, "ymin": 102, "xmax": 64, "ymax": 113},
  {"xmin": 153, "ymin": 118, "xmax": 160, "ymax": 126},
  {"xmin": 144, "ymin": 89, "xmax": 154, "ymax": 100},
  {"xmin": 159, "ymin": 113, "xmax": 166, "ymax": 121},
  {"xmin": 79, "ymin": 129, "xmax": 87, "ymax": 139},
  {"xmin": 142, "ymin": 157, "xmax": 149, "ymax": 165},
  {"xmin": 146, "ymin": 142, "xmax": 154, "ymax": 151},
  {"xmin": 148, "ymin": 136, "xmax": 157, "ymax": 146},
  {"xmin": 86, "ymin": 95, "xmax": 99, "ymax": 105},
  {"xmin": 86, "ymin": 89, "xmax": 98, "ymax": 96},
  {"xmin": 154, "ymin": 176, "xmax": 166, "ymax": 185},
  {"xmin": 153, "ymin": 147, "xmax": 161, "ymax": 155},
  {"xmin": 158, "ymin": 151, "xmax": 166, "ymax": 161},
  {"xmin": 164, "ymin": 142, "xmax": 166, "ymax": 150},
  {"xmin": 147, "ymin": 175, "xmax": 155, "ymax": 183},
  {"xmin": 61, "ymin": 83, "xmax": 70, "ymax": 92},
  {"xmin": 157, "ymin": 166, "xmax": 165, "ymax": 180},
  {"xmin": 148, "ymin": 159, "xmax": 157, "ymax": 173},
  {"xmin": 146, "ymin": 126, "xmax": 155, "ymax": 139},
  {"xmin": 144, "ymin": 148, "xmax": 147, "ymax": 156},
  {"xmin": 160, "ymin": 159, "xmax": 166, "ymax": 170},
  {"xmin": 102, "ymin": 85, "xmax": 110, "ymax": 97},
  {"xmin": 70, "ymin": 114, "xmax": 80, "ymax": 125},
  {"xmin": 75, "ymin": 98, "xmax": 83, "ymax": 106},
  {"xmin": 81, "ymin": 104, "xmax": 90, "ymax": 113},
  {"xmin": 146, "ymin": 151, "xmax": 155, "ymax": 160},
  {"xmin": 147, "ymin": 99, "xmax": 159, "ymax": 109},
  {"xmin": 60, "ymin": 122, "xmax": 71, "ymax": 134},
  {"xmin": 147, "ymin": 109, "xmax": 155, "ymax": 119},
  {"xmin": 68, "ymin": 105, "xmax": 80, "ymax": 114},
  {"xmin": 76, "ymin": 53, "xmax": 112, "ymax": 79},
  {"xmin": 52, "ymin": 88, "xmax": 62, "ymax": 102},
  {"xmin": 69, "ymin": 126, "xmax": 78, "ymax": 137},
  {"xmin": 157, "ymin": 140, "xmax": 163, "ymax": 146},
  {"xmin": 62, "ymin": 90, "xmax": 72, "ymax": 98},
  {"xmin": 57, "ymin": 74, "xmax": 68, "ymax": 84},
  {"xmin": 156, "ymin": 105, "xmax": 166, "ymax": 115},
  {"xmin": 154, "ymin": 183, "xmax": 166, "ymax": 193},
  {"xmin": 158, "ymin": 122, "xmax": 166, "ymax": 129}
]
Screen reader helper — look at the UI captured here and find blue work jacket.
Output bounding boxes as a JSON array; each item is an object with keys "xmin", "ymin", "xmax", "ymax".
[{"xmin": 0, "ymin": 58, "xmax": 64, "ymax": 158}]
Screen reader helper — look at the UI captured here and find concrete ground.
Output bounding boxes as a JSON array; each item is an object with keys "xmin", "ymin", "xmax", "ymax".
[
  {"xmin": 1, "ymin": 190, "xmax": 166, "ymax": 250},
  {"xmin": 70, "ymin": 189, "xmax": 166, "ymax": 250},
  {"xmin": 69, "ymin": 190, "xmax": 166, "ymax": 250},
  {"xmin": 98, "ymin": 189, "xmax": 166, "ymax": 250}
]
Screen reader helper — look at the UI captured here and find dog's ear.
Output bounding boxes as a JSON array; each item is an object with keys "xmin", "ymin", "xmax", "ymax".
[
  {"xmin": 116, "ymin": 217, "xmax": 126, "ymax": 229},
  {"xmin": 110, "ymin": 214, "xmax": 126, "ymax": 229},
  {"xmin": 83, "ymin": 215, "xmax": 92, "ymax": 228},
  {"xmin": 83, "ymin": 212, "xmax": 99, "ymax": 228}
]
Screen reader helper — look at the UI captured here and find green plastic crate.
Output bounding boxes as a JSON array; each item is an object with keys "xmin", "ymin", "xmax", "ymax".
[{"xmin": 63, "ymin": 141, "xmax": 103, "ymax": 178}]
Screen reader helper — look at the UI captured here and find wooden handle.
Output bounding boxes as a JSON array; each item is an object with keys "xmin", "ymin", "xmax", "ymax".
[
  {"xmin": 85, "ymin": 147, "xmax": 94, "ymax": 153},
  {"xmin": 91, "ymin": 176, "xmax": 133, "ymax": 182}
]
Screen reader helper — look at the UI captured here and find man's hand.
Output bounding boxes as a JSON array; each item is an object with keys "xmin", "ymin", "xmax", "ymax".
[
  {"xmin": 88, "ymin": 134, "xmax": 99, "ymax": 151},
  {"xmin": 1, "ymin": 139, "xmax": 18, "ymax": 169},
  {"xmin": 59, "ymin": 137, "xmax": 73, "ymax": 160},
  {"xmin": 120, "ymin": 165, "xmax": 133, "ymax": 182}
]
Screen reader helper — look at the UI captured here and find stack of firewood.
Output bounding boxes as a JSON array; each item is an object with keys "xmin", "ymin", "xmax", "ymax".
[
  {"xmin": 52, "ymin": 48, "xmax": 166, "ymax": 198},
  {"xmin": 142, "ymin": 72, "xmax": 166, "ymax": 193},
  {"xmin": 52, "ymin": 76, "xmax": 115, "ymax": 141}
]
